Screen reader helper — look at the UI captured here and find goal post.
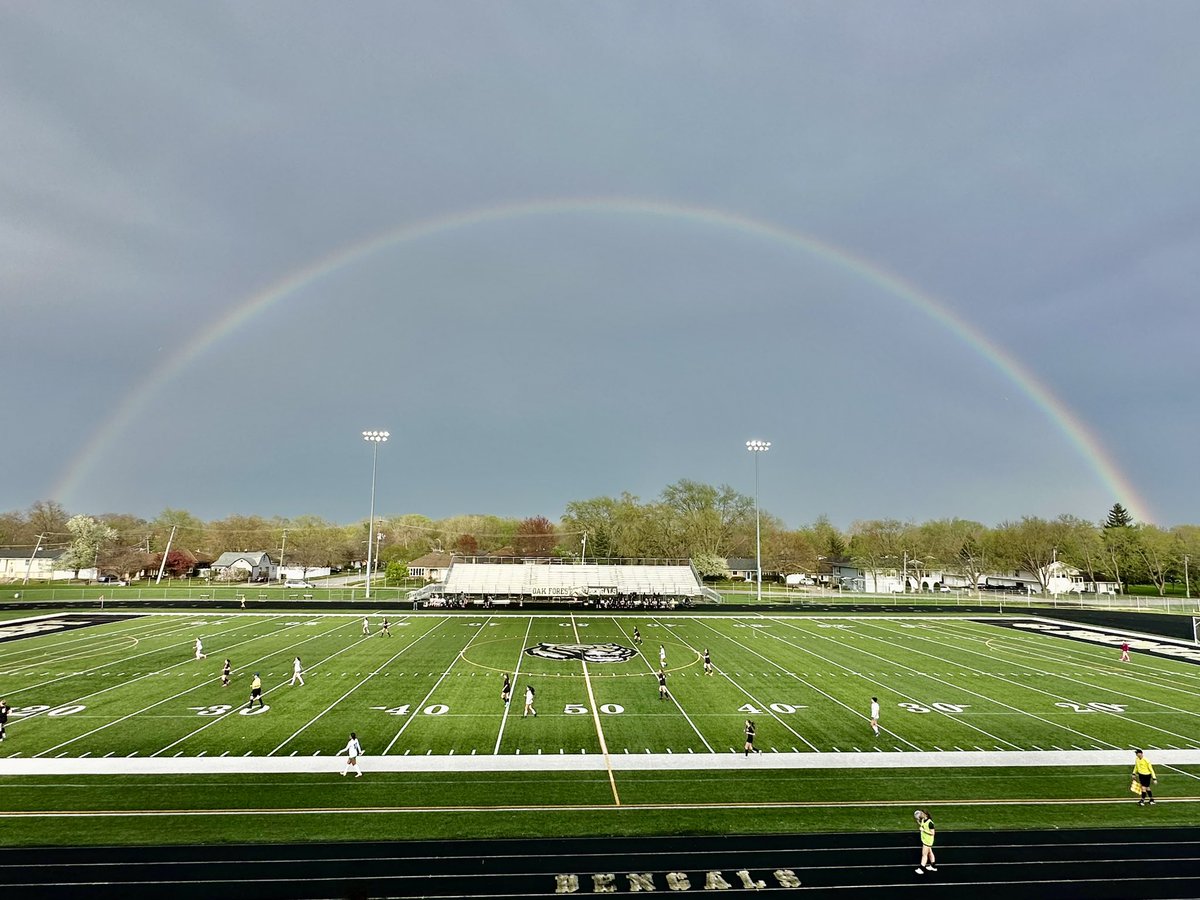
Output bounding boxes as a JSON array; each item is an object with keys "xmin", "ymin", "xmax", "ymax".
[{"xmin": 1193, "ymin": 616, "xmax": 1200, "ymax": 646}]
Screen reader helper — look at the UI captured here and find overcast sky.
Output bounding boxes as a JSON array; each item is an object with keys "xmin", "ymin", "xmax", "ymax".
[{"xmin": 4, "ymin": 1, "xmax": 1198, "ymax": 529}]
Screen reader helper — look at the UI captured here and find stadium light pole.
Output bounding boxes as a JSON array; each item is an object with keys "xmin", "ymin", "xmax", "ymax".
[
  {"xmin": 362, "ymin": 430, "xmax": 389, "ymax": 599},
  {"xmin": 746, "ymin": 439, "xmax": 771, "ymax": 603}
]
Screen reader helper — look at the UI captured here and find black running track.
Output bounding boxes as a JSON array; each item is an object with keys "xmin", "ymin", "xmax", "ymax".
[{"xmin": 1, "ymin": 829, "xmax": 1198, "ymax": 899}]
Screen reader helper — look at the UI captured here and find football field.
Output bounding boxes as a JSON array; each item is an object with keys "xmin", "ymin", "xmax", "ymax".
[
  {"xmin": 3, "ymin": 611, "xmax": 1200, "ymax": 760},
  {"xmin": 2, "ymin": 610, "xmax": 1200, "ymax": 847}
]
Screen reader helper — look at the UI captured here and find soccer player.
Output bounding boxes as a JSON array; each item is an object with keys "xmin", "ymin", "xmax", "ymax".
[
  {"xmin": 501, "ymin": 673, "xmax": 512, "ymax": 706},
  {"xmin": 194, "ymin": 637, "xmax": 206, "ymax": 660},
  {"xmin": 632, "ymin": 626, "xmax": 642, "ymax": 645},
  {"xmin": 523, "ymin": 684, "xmax": 537, "ymax": 718},
  {"xmin": 1133, "ymin": 749, "xmax": 1157, "ymax": 805},
  {"xmin": 744, "ymin": 719, "xmax": 760, "ymax": 756},
  {"xmin": 1120, "ymin": 641, "xmax": 1131, "ymax": 662},
  {"xmin": 914, "ymin": 810, "xmax": 937, "ymax": 873},
  {"xmin": 337, "ymin": 731, "xmax": 363, "ymax": 777},
  {"xmin": 870, "ymin": 697, "xmax": 881, "ymax": 736},
  {"xmin": 291, "ymin": 656, "xmax": 304, "ymax": 686},
  {"xmin": 380, "ymin": 618, "xmax": 391, "ymax": 637},
  {"xmin": 248, "ymin": 672, "xmax": 264, "ymax": 710},
  {"xmin": 659, "ymin": 644, "xmax": 666, "ymax": 668},
  {"xmin": 221, "ymin": 658, "xmax": 232, "ymax": 687},
  {"xmin": 657, "ymin": 667, "xmax": 668, "ymax": 700},
  {"xmin": 362, "ymin": 616, "xmax": 370, "ymax": 636},
  {"xmin": 703, "ymin": 648, "xmax": 713, "ymax": 675},
  {"xmin": 0, "ymin": 698, "xmax": 10, "ymax": 742}
]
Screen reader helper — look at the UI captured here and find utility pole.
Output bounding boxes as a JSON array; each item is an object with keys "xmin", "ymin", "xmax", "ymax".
[
  {"xmin": 156, "ymin": 525, "xmax": 177, "ymax": 584},
  {"xmin": 279, "ymin": 529, "xmax": 288, "ymax": 580},
  {"xmin": 23, "ymin": 533, "xmax": 45, "ymax": 585}
]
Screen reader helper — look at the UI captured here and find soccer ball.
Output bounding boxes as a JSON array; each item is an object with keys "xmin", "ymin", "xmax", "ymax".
[{"xmin": 913, "ymin": 810, "xmax": 924, "ymax": 822}]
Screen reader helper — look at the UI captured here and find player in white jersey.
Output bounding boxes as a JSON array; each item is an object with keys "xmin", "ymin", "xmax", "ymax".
[
  {"xmin": 194, "ymin": 638, "xmax": 206, "ymax": 660},
  {"xmin": 523, "ymin": 684, "xmax": 537, "ymax": 718},
  {"xmin": 659, "ymin": 644, "xmax": 666, "ymax": 668},
  {"xmin": 870, "ymin": 697, "xmax": 881, "ymax": 736},
  {"xmin": 337, "ymin": 731, "xmax": 363, "ymax": 776},
  {"xmin": 291, "ymin": 656, "xmax": 305, "ymax": 686},
  {"xmin": 362, "ymin": 616, "xmax": 370, "ymax": 636}
]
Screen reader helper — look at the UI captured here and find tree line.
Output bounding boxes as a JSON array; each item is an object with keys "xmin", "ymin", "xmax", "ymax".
[{"xmin": 2, "ymin": 494, "xmax": 1196, "ymax": 595}]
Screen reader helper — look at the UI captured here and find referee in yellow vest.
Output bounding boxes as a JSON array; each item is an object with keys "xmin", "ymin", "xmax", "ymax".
[
  {"xmin": 1133, "ymin": 749, "xmax": 1157, "ymax": 806},
  {"xmin": 915, "ymin": 810, "xmax": 937, "ymax": 874}
]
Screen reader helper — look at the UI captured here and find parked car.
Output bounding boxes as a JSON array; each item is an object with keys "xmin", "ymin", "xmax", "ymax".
[{"xmin": 284, "ymin": 579, "xmax": 315, "ymax": 588}]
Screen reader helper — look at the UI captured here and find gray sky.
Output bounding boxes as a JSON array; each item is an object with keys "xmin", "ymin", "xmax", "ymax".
[{"xmin": 4, "ymin": 1, "xmax": 1198, "ymax": 529}]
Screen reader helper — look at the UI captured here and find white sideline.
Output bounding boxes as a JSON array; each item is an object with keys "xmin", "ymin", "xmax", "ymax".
[{"xmin": 2, "ymin": 748, "xmax": 1199, "ymax": 776}]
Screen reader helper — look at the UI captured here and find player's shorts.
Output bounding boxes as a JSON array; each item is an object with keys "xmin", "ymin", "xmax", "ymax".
[
  {"xmin": 251, "ymin": 688, "xmax": 262, "ymax": 698},
  {"xmin": 1138, "ymin": 773, "xmax": 1153, "ymax": 788}
]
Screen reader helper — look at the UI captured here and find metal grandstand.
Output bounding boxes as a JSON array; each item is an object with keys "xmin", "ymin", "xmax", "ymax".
[{"xmin": 408, "ymin": 556, "xmax": 722, "ymax": 606}]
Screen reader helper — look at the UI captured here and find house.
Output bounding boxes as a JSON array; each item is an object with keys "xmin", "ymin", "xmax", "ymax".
[
  {"xmin": 726, "ymin": 557, "xmax": 779, "ymax": 581},
  {"xmin": 0, "ymin": 547, "xmax": 95, "ymax": 582},
  {"xmin": 407, "ymin": 551, "xmax": 453, "ymax": 582},
  {"xmin": 210, "ymin": 551, "xmax": 275, "ymax": 582}
]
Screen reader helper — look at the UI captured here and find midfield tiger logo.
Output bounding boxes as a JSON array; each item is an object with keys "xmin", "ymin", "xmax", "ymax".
[{"xmin": 524, "ymin": 642, "xmax": 637, "ymax": 663}]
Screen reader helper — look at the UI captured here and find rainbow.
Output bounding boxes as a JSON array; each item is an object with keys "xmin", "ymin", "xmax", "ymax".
[{"xmin": 51, "ymin": 197, "xmax": 1153, "ymax": 522}]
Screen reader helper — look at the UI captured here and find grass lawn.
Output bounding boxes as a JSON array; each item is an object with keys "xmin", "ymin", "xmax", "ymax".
[{"xmin": 2, "ymin": 609, "xmax": 1197, "ymax": 846}]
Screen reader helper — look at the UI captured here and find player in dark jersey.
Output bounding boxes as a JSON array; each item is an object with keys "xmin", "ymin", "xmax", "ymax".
[
  {"xmin": 657, "ymin": 668, "xmax": 668, "ymax": 700},
  {"xmin": 744, "ymin": 719, "xmax": 760, "ymax": 756},
  {"xmin": 632, "ymin": 626, "xmax": 642, "ymax": 645},
  {"xmin": 380, "ymin": 618, "xmax": 392, "ymax": 637},
  {"xmin": 0, "ymin": 698, "xmax": 10, "ymax": 741},
  {"xmin": 703, "ymin": 648, "xmax": 713, "ymax": 675},
  {"xmin": 501, "ymin": 673, "xmax": 512, "ymax": 706},
  {"xmin": 221, "ymin": 659, "xmax": 231, "ymax": 687}
]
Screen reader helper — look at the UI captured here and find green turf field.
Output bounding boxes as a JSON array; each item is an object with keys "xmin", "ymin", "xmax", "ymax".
[{"xmin": 2, "ymin": 610, "xmax": 1198, "ymax": 845}]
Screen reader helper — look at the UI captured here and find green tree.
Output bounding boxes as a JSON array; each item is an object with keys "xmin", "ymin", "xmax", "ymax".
[
  {"xmin": 1135, "ymin": 524, "xmax": 1176, "ymax": 596},
  {"xmin": 57, "ymin": 515, "xmax": 119, "ymax": 579},
  {"xmin": 848, "ymin": 519, "xmax": 905, "ymax": 588},
  {"xmin": 691, "ymin": 551, "xmax": 732, "ymax": 581},
  {"xmin": 1105, "ymin": 503, "xmax": 1135, "ymax": 529}
]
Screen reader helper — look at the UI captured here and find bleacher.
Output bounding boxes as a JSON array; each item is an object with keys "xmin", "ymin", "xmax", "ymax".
[{"xmin": 409, "ymin": 559, "xmax": 721, "ymax": 605}]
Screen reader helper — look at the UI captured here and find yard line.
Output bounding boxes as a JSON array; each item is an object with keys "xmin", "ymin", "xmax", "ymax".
[
  {"xmin": 939, "ymin": 619, "xmax": 1200, "ymax": 703},
  {"xmin": 269, "ymin": 618, "xmax": 446, "ymax": 756},
  {"xmin": 694, "ymin": 617, "xmax": 919, "ymax": 750},
  {"xmin": 155, "ymin": 619, "xmax": 413, "ymax": 757},
  {"xmin": 572, "ymin": 615, "xmax": 620, "ymax": 806},
  {"xmin": 613, "ymin": 619, "xmax": 713, "ymax": 753},
  {"xmin": 4, "ymin": 615, "xmax": 286, "ymax": 709},
  {"xmin": 32, "ymin": 617, "xmax": 349, "ymax": 758},
  {"xmin": 492, "ymin": 617, "xmax": 534, "ymax": 755},
  {"xmin": 878, "ymin": 620, "xmax": 1200, "ymax": 745},
  {"xmin": 775, "ymin": 617, "xmax": 1110, "ymax": 750},
  {"xmin": 673, "ymin": 619, "xmax": 821, "ymax": 752},
  {"xmin": 0, "ymin": 616, "xmax": 179, "ymax": 669},
  {"xmin": 381, "ymin": 618, "xmax": 495, "ymax": 756}
]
